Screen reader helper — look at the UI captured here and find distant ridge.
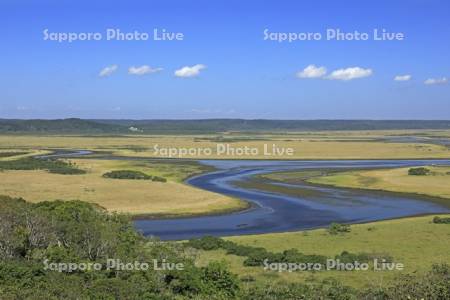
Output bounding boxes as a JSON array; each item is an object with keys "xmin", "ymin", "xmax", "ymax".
[
  {"xmin": 0, "ymin": 118, "xmax": 449, "ymax": 134},
  {"xmin": 0, "ymin": 118, "xmax": 125, "ymax": 134}
]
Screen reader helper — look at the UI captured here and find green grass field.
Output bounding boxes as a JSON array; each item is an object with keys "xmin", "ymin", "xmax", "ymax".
[{"xmin": 196, "ymin": 215, "xmax": 450, "ymax": 288}]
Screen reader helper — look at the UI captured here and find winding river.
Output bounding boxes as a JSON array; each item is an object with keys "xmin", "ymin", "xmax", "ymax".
[
  {"xmin": 40, "ymin": 151, "xmax": 450, "ymax": 240},
  {"xmin": 135, "ymin": 159, "xmax": 450, "ymax": 240}
]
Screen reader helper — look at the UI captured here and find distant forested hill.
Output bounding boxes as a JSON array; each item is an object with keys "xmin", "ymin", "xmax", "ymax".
[
  {"xmin": 0, "ymin": 118, "xmax": 126, "ymax": 134},
  {"xmin": 98, "ymin": 119, "xmax": 450, "ymax": 133},
  {"xmin": 0, "ymin": 118, "xmax": 449, "ymax": 134}
]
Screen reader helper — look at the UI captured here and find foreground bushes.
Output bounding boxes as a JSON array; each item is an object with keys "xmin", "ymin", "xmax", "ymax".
[
  {"xmin": 0, "ymin": 196, "xmax": 238, "ymax": 299},
  {"xmin": 1, "ymin": 196, "xmax": 449, "ymax": 299}
]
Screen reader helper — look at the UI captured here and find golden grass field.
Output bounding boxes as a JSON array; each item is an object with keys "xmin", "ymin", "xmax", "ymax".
[
  {"xmin": 0, "ymin": 158, "xmax": 247, "ymax": 217},
  {"xmin": 197, "ymin": 215, "xmax": 450, "ymax": 288},
  {"xmin": 0, "ymin": 130, "xmax": 449, "ymax": 159},
  {"xmin": 0, "ymin": 131, "xmax": 448, "ymax": 216},
  {"xmin": 308, "ymin": 165, "xmax": 450, "ymax": 199}
]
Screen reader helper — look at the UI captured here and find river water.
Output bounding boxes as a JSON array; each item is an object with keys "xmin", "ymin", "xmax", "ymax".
[{"xmin": 135, "ymin": 159, "xmax": 450, "ymax": 240}]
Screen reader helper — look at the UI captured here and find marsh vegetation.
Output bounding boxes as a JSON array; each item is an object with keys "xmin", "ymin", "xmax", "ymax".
[
  {"xmin": 0, "ymin": 157, "xmax": 85, "ymax": 174},
  {"xmin": 102, "ymin": 170, "xmax": 167, "ymax": 182}
]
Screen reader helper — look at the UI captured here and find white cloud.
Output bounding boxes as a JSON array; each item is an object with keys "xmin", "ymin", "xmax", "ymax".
[
  {"xmin": 394, "ymin": 74, "xmax": 411, "ymax": 81},
  {"xmin": 174, "ymin": 64, "xmax": 206, "ymax": 77},
  {"xmin": 327, "ymin": 67, "xmax": 373, "ymax": 81},
  {"xmin": 424, "ymin": 77, "xmax": 448, "ymax": 85},
  {"xmin": 128, "ymin": 65, "xmax": 163, "ymax": 75},
  {"xmin": 296, "ymin": 64, "xmax": 327, "ymax": 78},
  {"xmin": 98, "ymin": 65, "xmax": 118, "ymax": 77}
]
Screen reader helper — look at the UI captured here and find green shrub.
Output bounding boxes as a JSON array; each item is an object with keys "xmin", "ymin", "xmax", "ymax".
[
  {"xmin": 408, "ymin": 167, "xmax": 430, "ymax": 176},
  {"xmin": 327, "ymin": 223, "xmax": 351, "ymax": 235},
  {"xmin": 187, "ymin": 237, "xmax": 340, "ymax": 268},
  {"xmin": 201, "ymin": 261, "xmax": 240, "ymax": 298},
  {"xmin": 102, "ymin": 170, "xmax": 152, "ymax": 180},
  {"xmin": 152, "ymin": 176, "xmax": 167, "ymax": 182},
  {"xmin": 0, "ymin": 157, "xmax": 85, "ymax": 174},
  {"xmin": 102, "ymin": 170, "xmax": 167, "ymax": 182},
  {"xmin": 361, "ymin": 264, "xmax": 450, "ymax": 299},
  {"xmin": 334, "ymin": 251, "xmax": 392, "ymax": 264},
  {"xmin": 433, "ymin": 216, "xmax": 450, "ymax": 224},
  {"xmin": 243, "ymin": 248, "xmax": 274, "ymax": 266},
  {"xmin": 241, "ymin": 279, "xmax": 356, "ymax": 300}
]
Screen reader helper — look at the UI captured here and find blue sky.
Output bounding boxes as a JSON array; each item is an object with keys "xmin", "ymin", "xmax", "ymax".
[{"xmin": 0, "ymin": 0, "xmax": 449, "ymax": 119}]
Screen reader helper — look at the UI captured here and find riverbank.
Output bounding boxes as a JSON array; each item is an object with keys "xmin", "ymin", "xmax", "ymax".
[{"xmin": 263, "ymin": 165, "xmax": 450, "ymax": 202}]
